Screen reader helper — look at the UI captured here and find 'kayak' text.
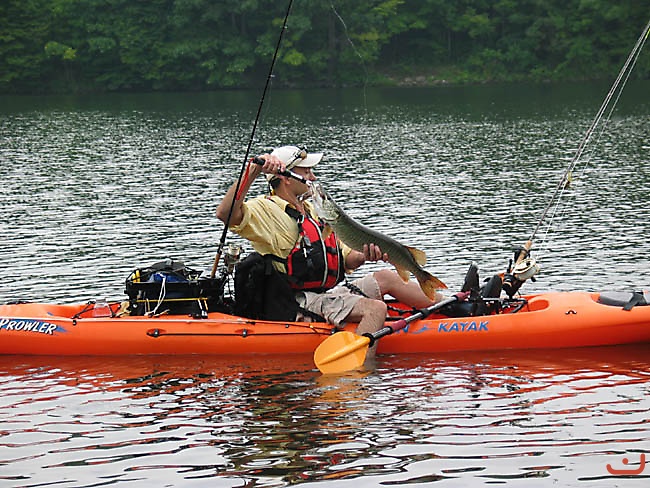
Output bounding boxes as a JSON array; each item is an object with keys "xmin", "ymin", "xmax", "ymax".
[{"xmin": 438, "ymin": 321, "xmax": 488, "ymax": 332}]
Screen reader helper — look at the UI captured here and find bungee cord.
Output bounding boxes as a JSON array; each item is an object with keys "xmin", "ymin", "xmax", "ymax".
[
  {"xmin": 533, "ymin": 18, "xmax": 650, "ymax": 259},
  {"xmin": 211, "ymin": 0, "xmax": 295, "ymax": 278}
]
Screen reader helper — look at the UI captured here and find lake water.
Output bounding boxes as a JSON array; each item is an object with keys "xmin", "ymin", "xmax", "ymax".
[{"xmin": 1, "ymin": 82, "xmax": 649, "ymax": 486}]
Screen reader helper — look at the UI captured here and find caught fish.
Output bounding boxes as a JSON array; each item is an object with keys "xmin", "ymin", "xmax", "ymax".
[{"xmin": 310, "ymin": 182, "xmax": 447, "ymax": 298}]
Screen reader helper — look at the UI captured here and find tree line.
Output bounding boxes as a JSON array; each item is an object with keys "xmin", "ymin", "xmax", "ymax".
[{"xmin": 1, "ymin": 0, "xmax": 649, "ymax": 94}]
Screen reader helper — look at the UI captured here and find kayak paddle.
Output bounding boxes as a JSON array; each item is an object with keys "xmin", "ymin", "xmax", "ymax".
[{"xmin": 314, "ymin": 291, "xmax": 469, "ymax": 374}]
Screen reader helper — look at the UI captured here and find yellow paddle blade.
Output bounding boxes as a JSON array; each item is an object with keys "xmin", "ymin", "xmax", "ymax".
[{"xmin": 314, "ymin": 331, "xmax": 370, "ymax": 374}]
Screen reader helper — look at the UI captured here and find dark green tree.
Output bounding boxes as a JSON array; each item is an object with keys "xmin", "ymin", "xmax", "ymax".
[{"xmin": 0, "ymin": 0, "xmax": 648, "ymax": 94}]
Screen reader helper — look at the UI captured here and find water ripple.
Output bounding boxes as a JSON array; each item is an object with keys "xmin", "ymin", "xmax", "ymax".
[
  {"xmin": 1, "ymin": 85, "xmax": 649, "ymax": 486},
  {"xmin": 0, "ymin": 346, "xmax": 648, "ymax": 486}
]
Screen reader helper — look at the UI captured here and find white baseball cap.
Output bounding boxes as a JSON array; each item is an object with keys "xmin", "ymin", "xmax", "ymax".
[{"xmin": 266, "ymin": 145, "xmax": 323, "ymax": 181}]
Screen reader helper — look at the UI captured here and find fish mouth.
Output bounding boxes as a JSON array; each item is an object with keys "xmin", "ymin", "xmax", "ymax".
[
  {"xmin": 310, "ymin": 182, "xmax": 337, "ymax": 220},
  {"xmin": 311, "ymin": 181, "xmax": 326, "ymax": 201}
]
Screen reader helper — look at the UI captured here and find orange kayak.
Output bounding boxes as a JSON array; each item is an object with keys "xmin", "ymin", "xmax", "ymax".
[{"xmin": 1, "ymin": 290, "xmax": 649, "ymax": 356}]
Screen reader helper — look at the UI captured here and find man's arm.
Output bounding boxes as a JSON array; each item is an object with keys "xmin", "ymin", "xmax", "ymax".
[{"xmin": 216, "ymin": 155, "xmax": 285, "ymax": 226}]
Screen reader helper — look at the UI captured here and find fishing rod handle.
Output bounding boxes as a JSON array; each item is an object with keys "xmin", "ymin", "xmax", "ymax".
[
  {"xmin": 514, "ymin": 240, "xmax": 533, "ymax": 265},
  {"xmin": 251, "ymin": 156, "xmax": 307, "ymax": 183}
]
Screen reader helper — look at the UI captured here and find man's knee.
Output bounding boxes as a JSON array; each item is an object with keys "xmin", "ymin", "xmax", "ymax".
[
  {"xmin": 347, "ymin": 297, "xmax": 387, "ymax": 322},
  {"xmin": 366, "ymin": 297, "xmax": 387, "ymax": 318},
  {"xmin": 373, "ymin": 269, "xmax": 399, "ymax": 294}
]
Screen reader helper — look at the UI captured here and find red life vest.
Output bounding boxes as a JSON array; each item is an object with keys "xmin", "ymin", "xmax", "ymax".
[{"xmin": 284, "ymin": 207, "xmax": 344, "ymax": 291}]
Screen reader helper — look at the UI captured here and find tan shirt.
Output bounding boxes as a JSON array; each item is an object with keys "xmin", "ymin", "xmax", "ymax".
[{"xmin": 230, "ymin": 194, "xmax": 352, "ymax": 267}]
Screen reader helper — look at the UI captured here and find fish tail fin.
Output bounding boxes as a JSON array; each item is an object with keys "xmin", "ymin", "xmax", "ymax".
[
  {"xmin": 416, "ymin": 270, "xmax": 448, "ymax": 300},
  {"xmin": 405, "ymin": 246, "xmax": 427, "ymax": 266}
]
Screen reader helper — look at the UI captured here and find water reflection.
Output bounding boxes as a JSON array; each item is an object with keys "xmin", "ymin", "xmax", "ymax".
[
  {"xmin": 3, "ymin": 346, "xmax": 647, "ymax": 485},
  {"xmin": 0, "ymin": 355, "xmax": 372, "ymax": 486}
]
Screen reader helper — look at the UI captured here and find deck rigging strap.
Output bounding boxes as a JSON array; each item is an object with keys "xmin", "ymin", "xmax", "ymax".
[
  {"xmin": 211, "ymin": 0, "xmax": 295, "ymax": 278},
  {"xmin": 531, "ymin": 18, "xmax": 650, "ymax": 253}
]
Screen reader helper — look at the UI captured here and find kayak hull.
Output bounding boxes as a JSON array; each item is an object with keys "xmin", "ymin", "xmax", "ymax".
[{"xmin": 1, "ymin": 291, "xmax": 649, "ymax": 356}]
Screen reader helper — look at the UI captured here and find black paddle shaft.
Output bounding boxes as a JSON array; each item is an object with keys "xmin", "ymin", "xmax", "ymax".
[{"xmin": 363, "ymin": 292, "xmax": 469, "ymax": 347}]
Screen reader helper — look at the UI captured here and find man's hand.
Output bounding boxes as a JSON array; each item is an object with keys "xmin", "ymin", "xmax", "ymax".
[
  {"xmin": 343, "ymin": 244, "xmax": 389, "ymax": 271},
  {"xmin": 255, "ymin": 153, "xmax": 286, "ymax": 176},
  {"xmin": 363, "ymin": 243, "xmax": 389, "ymax": 263}
]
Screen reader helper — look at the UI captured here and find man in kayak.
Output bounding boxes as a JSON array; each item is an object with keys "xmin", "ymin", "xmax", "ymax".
[{"xmin": 216, "ymin": 145, "xmax": 440, "ymax": 358}]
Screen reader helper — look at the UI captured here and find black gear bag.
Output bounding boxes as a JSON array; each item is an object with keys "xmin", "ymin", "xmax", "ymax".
[
  {"xmin": 125, "ymin": 258, "xmax": 229, "ymax": 317},
  {"xmin": 233, "ymin": 252, "xmax": 298, "ymax": 321}
]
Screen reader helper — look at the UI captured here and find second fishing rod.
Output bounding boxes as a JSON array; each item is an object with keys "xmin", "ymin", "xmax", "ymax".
[{"xmin": 501, "ymin": 17, "xmax": 650, "ymax": 297}]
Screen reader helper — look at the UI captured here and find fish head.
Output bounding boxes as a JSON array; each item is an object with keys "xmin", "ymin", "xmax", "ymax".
[{"xmin": 310, "ymin": 182, "xmax": 340, "ymax": 223}]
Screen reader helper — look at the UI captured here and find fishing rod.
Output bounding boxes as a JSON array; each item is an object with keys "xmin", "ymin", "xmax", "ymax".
[
  {"xmin": 502, "ymin": 18, "xmax": 650, "ymax": 297},
  {"xmin": 210, "ymin": 0, "xmax": 295, "ymax": 278},
  {"xmin": 252, "ymin": 156, "xmax": 310, "ymax": 184}
]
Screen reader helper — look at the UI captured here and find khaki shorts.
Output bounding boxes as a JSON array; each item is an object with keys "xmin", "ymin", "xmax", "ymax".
[{"xmin": 295, "ymin": 274, "xmax": 382, "ymax": 326}]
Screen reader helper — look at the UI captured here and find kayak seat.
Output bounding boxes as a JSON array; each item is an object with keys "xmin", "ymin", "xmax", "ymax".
[{"xmin": 597, "ymin": 291, "xmax": 650, "ymax": 310}]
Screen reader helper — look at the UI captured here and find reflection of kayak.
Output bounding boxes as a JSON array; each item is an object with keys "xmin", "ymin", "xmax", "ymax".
[
  {"xmin": 0, "ymin": 354, "xmax": 316, "ymax": 392},
  {"xmin": 399, "ymin": 343, "xmax": 650, "ymax": 377},
  {"xmin": 1, "ymin": 290, "xmax": 649, "ymax": 356},
  {"xmin": 1, "ymin": 346, "xmax": 646, "ymax": 410}
]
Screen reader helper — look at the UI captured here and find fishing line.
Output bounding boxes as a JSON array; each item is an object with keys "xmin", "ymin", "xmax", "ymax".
[
  {"xmin": 211, "ymin": 0, "xmax": 295, "ymax": 278},
  {"xmin": 543, "ymin": 23, "xmax": 649, "ymax": 249},
  {"xmin": 532, "ymin": 17, "xmax": 650, "ymax": 259},
  {"xmin": 330, "ymin": 2, "xmax": 369, "ymax": 117}
]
